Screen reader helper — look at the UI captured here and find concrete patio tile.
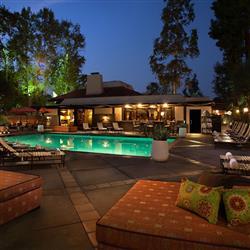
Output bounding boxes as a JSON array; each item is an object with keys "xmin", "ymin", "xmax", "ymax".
[
  {"xmin": 70, "ymin": 193, "xmax": 89, "ymax": 205},
  {"xmin": 83, "ymin": 185, "xmax": 98, "ymax": 191},
  {"xmin": 75, "ymin": 203, "xmax": 95, "ymax": 213},
  {"xmin": 0, "ymin": 222, "xmax": 94, "ymax": 250},
  {"xmin": 110, "ymin": 180, "xmax": 127, "ymax": 186},
  {"xmin": 124, "ymin": 179, "xmax": 136, "ymax": 184},
  {"xmin": 78, "ymin": 210, "xmax": 100, "ymax": 222},
  {"xmin": 72, "ymin": 168, "xmax": 129, "ymax": 186},
  {"xmin": 96, "ymin": 183, "xmax": 111, "ymax": 189},
  {"xmin": 88, "ymin": 232, "xmax": 98, "ymax": 248},
  {"xmin": 66, "ymin": 186, "xmax": 82, "ymax": 193},
  {"xmin": 86, "ymin": 185, "xmax": 132, "ymax": 216},
  {"xmin": 26, "ymin": 168, "xmax": 65, "ymax": 190},
  {"xmin": 82, "ymin": 220, "xmax": 97, "ymax": 233}
]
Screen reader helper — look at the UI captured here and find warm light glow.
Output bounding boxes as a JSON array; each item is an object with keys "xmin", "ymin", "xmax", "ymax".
[
  {"xmin": 61, "ymin": 110, "xmax": 67, "ymax": 114},
  {"xmin": 46, "ymin": 138, "xmax": 52, "ymax": 144},
  {"xmin": 243, "ymin": 107, "xmax": 249, "ymax": 113},
  {"xmin": 102, "ymin": 116, "xmax": 109, "ymax": 122},
  {"xmin": 215, "ymin": 110, "xmax": 220, "ymax": 115},
  {"xmin": 162, "ymin": 103, "xmax": 168, "ymax": 108},
  {"xmin": 124, "ymin": 104, "xmax": 132, "ymax": 109},
  {"xmin": 137, "ymin": 103, "xmax": 143, "ymax": 108},
  {"xmin": 149, "ymin": 105, "xmax": 156, "ymax": 109},
  {"xmin": 236, "ymin": 109, "xmax": 240, "ymax": 114},
  {"xmin": 160, "ymin": 111, "xmax": 165, "ymax": 117},
  {"xmin": 102, "ymin": 140, "xmax": 109, "ymax": 148},
  {"xmin": 225, "ymin": 111, "xmax": 232, "ymax": 115}
]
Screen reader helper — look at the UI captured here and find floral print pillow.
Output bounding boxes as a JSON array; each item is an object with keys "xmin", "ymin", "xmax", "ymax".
[
  {"xmin": 223, "ymin": 189, "xmax": 250, "ymax": 226},
  {"xmin": 176, "ymin": 179, "xmax": 222, "ymax": 224}
]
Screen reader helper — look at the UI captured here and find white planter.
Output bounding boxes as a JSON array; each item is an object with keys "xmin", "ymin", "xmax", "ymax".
[
  {"xmin": 37, "ymin": 124, "xmax": 44, "ymax": 132},
  {"xmin": 179, "ymin": 127, "xmax": 187, "ymax": 137},
  {"xmin": 151, "ymin": 140, "xmax": 169, "ymax": 162}
]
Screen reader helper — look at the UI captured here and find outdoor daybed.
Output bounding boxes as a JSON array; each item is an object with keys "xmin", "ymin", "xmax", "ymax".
[
  {"xmin": 96, "ymin": 180, "xmax": 250, "ymax": 250},
  {"xmin": 0, "ymin": 170, "xmax": 43, "ymax": 225}
]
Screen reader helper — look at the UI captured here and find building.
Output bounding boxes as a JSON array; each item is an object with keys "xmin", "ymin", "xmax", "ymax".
[{"xmin": 49, "ymin": 73, "xmax": 213, "ymax": 133}]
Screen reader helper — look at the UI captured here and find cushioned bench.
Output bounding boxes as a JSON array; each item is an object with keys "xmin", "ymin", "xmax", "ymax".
[
  {"xmin": 96, "ymin": 180, "xmax": 250, "ymax": 250},
  {"xmin": 0, "ymin": 170, "xmax": 43, "ymax": 225}
]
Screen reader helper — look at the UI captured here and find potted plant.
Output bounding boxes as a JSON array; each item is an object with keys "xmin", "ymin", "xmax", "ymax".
[
  {"xmin": 150, "ymin": 125, "xmax": 169, "ymax": 162},
  {"xmin": 178, "ymin": 122, "xmax": 187, "ymax": 137}
]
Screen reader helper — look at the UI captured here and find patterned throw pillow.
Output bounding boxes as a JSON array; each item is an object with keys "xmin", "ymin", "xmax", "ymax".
[
  {"xmin": 176, "ymin": 179, "xmax": 222, "ymax": 224},
  {"xmin": 223, "ymin": 189, "xmax": 250, "ymax": 226}
]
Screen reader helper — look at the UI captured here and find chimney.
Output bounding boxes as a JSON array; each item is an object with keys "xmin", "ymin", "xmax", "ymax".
[{"xmin": 86, "ymin": 72, "xmax": 103, "ymax": 95}]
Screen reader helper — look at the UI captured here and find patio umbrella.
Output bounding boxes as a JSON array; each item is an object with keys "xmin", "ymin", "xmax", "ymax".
[
  {"xmin": 39, "ymin": 107, "xmax": 52, "ymax": 114},
  {"xmin": 10, "ymin": 107, "xmax": 37, "ymax": 114},
  {"xmin": 9, "ymin": 107, "xmax": 37, "ymax": 124}
]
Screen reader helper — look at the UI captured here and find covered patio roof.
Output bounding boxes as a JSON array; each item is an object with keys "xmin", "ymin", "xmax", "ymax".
[{"xmin": 59, "ymin": 94, "xmax": 212, "ymax": 107}]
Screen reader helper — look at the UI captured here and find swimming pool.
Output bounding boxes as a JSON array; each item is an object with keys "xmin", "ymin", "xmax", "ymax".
[{"xmin": 5, "ymin": 133, "xmax": 176, "ymax": 157}]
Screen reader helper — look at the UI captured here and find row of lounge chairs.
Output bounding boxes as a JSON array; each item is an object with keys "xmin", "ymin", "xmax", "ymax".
[
  {"xmin": 0, "ymin": 138, "xmax": 65, "ymax": 168},
  {"xmin": 213, "ymin": 121, "xmax": 250, "ymax": 146},
  {"xmin": 83, "ymin": 122, "xmax": 124, "ymax": 132}
]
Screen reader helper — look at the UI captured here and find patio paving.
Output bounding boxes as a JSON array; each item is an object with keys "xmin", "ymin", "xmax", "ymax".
[{"xmin": 1, "ymin": 134, "xmax": 250, "ymax": 249}]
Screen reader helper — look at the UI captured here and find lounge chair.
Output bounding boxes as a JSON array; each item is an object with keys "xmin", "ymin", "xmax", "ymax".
[
  {"xmin": 97, "ymin": 122, "xmax": 107, "ymax": 131},
  {"xmin": 0, "ymin": 138, "xmax": 65, "ymax": 167},
  {"xmin": 112, "ymin": 122, "xmax": 123, "ymax": 131},
  {"xmin": 83, "ymin": 123, "xmax": 91, "ymax": 131}
]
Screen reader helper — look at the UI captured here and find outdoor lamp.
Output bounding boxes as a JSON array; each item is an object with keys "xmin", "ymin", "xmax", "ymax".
[
  {"xmin": 236, "ymin": 109, "xmax": 240, "ymax": 114},
  {"xmin": 243, "ymin": 107, "xmax": 248, "ymax": 113}
]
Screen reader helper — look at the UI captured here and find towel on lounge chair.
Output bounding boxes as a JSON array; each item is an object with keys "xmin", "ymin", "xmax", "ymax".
[
  {"xmin": 97, "ymin": 122, "xmax": 107, "ymax": 131},
  {"xmin": 83, "ymin": 123, "xmax": 91, "ymax": 131},
  {"xmin": 112, "ymin": 122, "xmax": 123, "ymax": 131}
]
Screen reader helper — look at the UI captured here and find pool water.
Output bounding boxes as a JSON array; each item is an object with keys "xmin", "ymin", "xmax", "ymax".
[{"xmin": 6, "ymin": 133, "xmax": 176, "ymax": 157}]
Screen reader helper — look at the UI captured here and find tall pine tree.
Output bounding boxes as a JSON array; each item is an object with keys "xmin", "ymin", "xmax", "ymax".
[
  {"xmin": 209, "ymin": 0, "xmax": 250, "ymax": 109},
  {"xmin": 150, "ymin": 0, "xmax": 199, "ymax": 94}
]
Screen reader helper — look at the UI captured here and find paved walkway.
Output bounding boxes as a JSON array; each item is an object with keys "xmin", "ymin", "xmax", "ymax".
[{"xmin": 1, "ymin": 135, "xmax": 250, "ymax": 250}]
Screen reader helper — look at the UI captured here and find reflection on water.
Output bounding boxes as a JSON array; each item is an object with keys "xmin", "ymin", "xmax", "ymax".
[{"xmin": 5, "ymin": 134, "xmax": 174, "ymax": 157}]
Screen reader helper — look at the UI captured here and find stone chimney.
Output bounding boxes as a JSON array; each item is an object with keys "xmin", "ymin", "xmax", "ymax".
[{"xmin": 86, "ymin": 72, "xmax": 103, "ymax": 95}]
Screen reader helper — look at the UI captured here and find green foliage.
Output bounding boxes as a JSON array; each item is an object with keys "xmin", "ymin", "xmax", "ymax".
[
  {"xmin": 210, "ymin": 0, "xmax": 250, "ymax": 108},
  {"xmin": 150, "ymin": 0, "xmax": 199, "ymax": 94},
  {"xmin": 0, "ymin": 115, "xmax": 9, "ymax": 125},
  {"xmin": 183, "ymin": 74, "xmax": 203, "ymax": 97},
  {"xmin": 144, "ymin": 124, "xmax": 169, "ymax": 140},
  {"xmin": 146, "ymin": 82, "xmax": 161, "ymax": 95},
  {"xmin": 152, "ymin": 125, "xmax": 169, "ymax": 141},
  {"xmin": 0, "ymin": 5, "xmax": 86, "ymax": 108}
]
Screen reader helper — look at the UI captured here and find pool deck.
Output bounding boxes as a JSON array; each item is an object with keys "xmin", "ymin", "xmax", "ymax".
[{"xmin": 1, "ymin": 134, "xmax": 250, "ymax": 250}]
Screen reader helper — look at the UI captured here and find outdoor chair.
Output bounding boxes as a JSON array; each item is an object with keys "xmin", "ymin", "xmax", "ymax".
[
  {"xmin": 97, "ymin": 122, "xmax": 108, "ymax": 131},
  {"xmin": 112, "ymin": 122, "xmax": 123, "ymax": 131},
  {"xmin": 0, "ymin": 138, "xmax": 65, "ymax": 167},
  {"xmin": 83, "ymin": 122, "xmax": 91, "ymax": 131},
  {"xmin": 231, "ymin": 123, "xmax": 248, "ymax": 138},
  {"xmin": 233, "ymin": 124, "xmax": 250, "ymax": 141}
]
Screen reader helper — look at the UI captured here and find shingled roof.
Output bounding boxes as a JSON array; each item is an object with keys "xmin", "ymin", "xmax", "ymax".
[{"xmin": 51, "ymin": 84, "xmax": 141, "ymax": 104}]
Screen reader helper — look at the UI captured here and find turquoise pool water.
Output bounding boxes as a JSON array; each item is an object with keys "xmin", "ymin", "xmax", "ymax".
[{"xmin": 5, "ymin": 134, "xmax": 176, "ymax": 157}]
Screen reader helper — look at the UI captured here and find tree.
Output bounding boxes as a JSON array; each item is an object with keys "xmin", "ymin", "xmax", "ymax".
[
  {"xmin": 0, "ymin": 6, "xmax": 86, "ymax": 107},
  {"xmin": 209, "ymin": 0, "xmax": 250, "ymax": 108},
  {"xmin": 150, "ymin": 0, "xmax": 199, "ymax": 94},
  {"xmin": 183, "ymin": 74, "xmax": 203, "ymax": 97},
  {"xmin": 146, "ymin": 82, "xmax": 161, "ymax": 95}
]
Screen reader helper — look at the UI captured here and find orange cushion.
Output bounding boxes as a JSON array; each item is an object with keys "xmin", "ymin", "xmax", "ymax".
[
  {"xmin": 0, "ymin": 170, "xmax": 42, "ymax": 202},
  {"xmin": 97, "ymin": 180, "xmax": 250, "ymax": 250}
]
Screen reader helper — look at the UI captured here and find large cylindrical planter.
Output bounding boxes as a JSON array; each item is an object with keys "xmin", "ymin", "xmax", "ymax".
[
  {"xmin": 151, "ymin": 140, "xmax": 169, "ymax": 162},
  {"xmin": 179, "ymin": 127, "xmax": 187, "ymax": 137}
]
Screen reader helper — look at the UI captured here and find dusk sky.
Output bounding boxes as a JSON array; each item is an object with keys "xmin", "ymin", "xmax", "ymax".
[{"xmin": 1, "ymin": 0, "xmax": 222, "ymax": 97}]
